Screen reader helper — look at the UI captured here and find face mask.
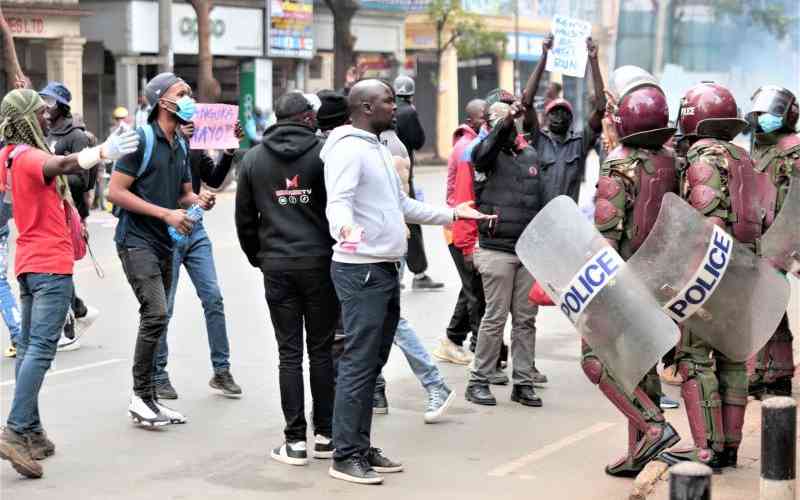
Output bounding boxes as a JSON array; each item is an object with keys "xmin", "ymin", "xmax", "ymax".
[
  {"xmin": 757, "ymin": 113, "xmax": 782, "ymax": 134},
  {"xmin": 175, "ymin": 96, "xmax": 196, "ymax": 123}
]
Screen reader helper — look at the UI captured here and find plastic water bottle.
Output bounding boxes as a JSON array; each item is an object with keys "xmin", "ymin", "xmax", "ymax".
[{"xmin": 168, "ymin": 204, "xmax": 203, "ymax": 243}]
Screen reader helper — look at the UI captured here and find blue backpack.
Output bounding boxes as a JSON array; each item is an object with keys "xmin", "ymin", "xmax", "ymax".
[{"xmin": 112, "ymin": 124, "xmax": 188, "ymax": 218}]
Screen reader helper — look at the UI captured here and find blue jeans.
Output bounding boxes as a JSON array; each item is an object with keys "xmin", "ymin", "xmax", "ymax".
[
  {"xmin": 7, "ymin": 273, "xmax": 73, "ymax": 433},
  {"xmin": 154, "ymin": 223, "xmax": 230, "ymax": 383},
  {"xmin": 0, "ymin": 226, "xmax": 21, "ymax": 345},
  {"xmin": 331, "ymin": 261, "xmax": 400, "ymax": 461}
]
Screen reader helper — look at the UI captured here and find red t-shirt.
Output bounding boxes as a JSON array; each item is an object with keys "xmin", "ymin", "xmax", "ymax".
[{"xmin": 7, "ymin": 146, "xmax": 74, "ymax": 276}]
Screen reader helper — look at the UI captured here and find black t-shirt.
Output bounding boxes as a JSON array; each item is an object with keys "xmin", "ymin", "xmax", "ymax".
[{"xmin": 113, "ymin": 123, "xmax": 191, "ymax": 258}]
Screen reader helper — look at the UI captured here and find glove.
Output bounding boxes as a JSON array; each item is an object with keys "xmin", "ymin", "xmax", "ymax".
[{"xmin": 102, "ymin": 129, "xmax": 140, "ymax": 161}]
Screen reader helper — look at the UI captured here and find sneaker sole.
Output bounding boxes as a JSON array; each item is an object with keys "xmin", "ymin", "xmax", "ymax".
[
  {"xmin": 209, "ymin": 382, "xmax": 243, "ymax": 398},
  {"xmin": 270, "ymin": 450, "xmax": 309, "ymax": 466},
  {"xmin": 314, "ymin": 449, "xmax": 334, "ymax": 459},
  {"xmin": 56, "ymin": 340, "xmax": 81, "ymax": 352},
  {"xmin": 372, "ymin": 464, "xmax": 404, "ymax": 473},
  {"xmin": 329, "ymin": 466, "xmax": 384, "ymax": 484},
  {"xmin": 424, "ymin": 390, "xmax": 456, "ymax": 424},
  {"xmin": 0, "ymin": 441, "xmax": 43, "ymax": 478},
  {"xmin": 489, "ymin": 378, "xmax": 509, "ymax": 386},
  {"xmin": 129, "ymin": 412, "xmax": 170, "ymax": 427},
  {"xmin": 432, "ymin": 350, "xmax": 470, "ymax": 366}
]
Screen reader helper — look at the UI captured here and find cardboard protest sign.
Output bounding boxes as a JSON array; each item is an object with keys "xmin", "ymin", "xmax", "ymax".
[
  {"xmin": 190, "ymin": 103, "xmax": 240, "ymax": 150},
  {"xmin": 545, "ymin": 15, "xmax": 592, "ymax": 78}
]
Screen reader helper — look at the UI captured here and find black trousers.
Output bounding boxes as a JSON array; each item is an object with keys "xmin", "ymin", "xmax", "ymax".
[
  {"xmin": 263, "ymin": 267, "xmax": 339, "ymax": 441},
  {"xmin": 118, "ymin": 245, "xmax": 173, "ymax": 399},
  {"xmin": 446, "ymin": 244, "xmax": 485, "ymax": 349}
]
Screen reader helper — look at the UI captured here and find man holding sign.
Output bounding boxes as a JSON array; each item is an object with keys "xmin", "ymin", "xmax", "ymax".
[{"xmin": 521, "ymin": 27, "xmax": 605, "ymax": 206}]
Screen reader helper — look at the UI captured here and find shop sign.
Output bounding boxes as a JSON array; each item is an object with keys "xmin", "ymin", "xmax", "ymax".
[
  {"xmin": 268, "ymin": 0, "xmax": 314, "ymax": 59},
  {"xmin": 5, "ymin": 14, "xmax": 78, "ymax": 39}
]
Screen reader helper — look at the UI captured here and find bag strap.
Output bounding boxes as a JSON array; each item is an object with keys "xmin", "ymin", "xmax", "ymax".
[{"xmin": 138, "ymin": 124, "xmax": 155, "ymax": 178}]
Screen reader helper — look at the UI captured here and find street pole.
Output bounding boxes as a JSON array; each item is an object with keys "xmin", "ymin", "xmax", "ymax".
[
  {"xmin": 669, "ymin": 462, "xmax": 712, "ymax": 500},
  {"xmin": 513, "ymin": 0, "xmax": 519, "ymax": 95},
  {"xmin": 761, "ymin": 397, "xmax": 796, "ymax": 500},
  {"xmin": 159, "ymin": 0, "xmax": 174, "ymax": 73}
]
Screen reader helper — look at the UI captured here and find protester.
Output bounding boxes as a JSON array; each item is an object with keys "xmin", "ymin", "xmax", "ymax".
[
  {"xmin": 393, "ymin": 75, "xmax": 443, "ymax": 290},
  {"xmin": 108, "ymin": 72, "xmax": 215, "ymax": 427},
  {"xmin": 463, "ymin": 100, "xmax": 544, "ymax": 408},
  {"xmin": 521, "ymin": 33, "xmax": 605, "ymax": 205},
  {"xmin": 151, "ymin": 120, "xmax": 244, "ymax": 400},
  {"xmin": 316, "ymin": 90, "xmax": 350, "ymax": 136},
  {"xmin": 434, "ymin": 99, "xmax": 488, "ymax": 366},
  {"xmin": 321, "ymin": 79, "xmax": 493, "ymax": 484},
  {"xmin": 0, "ymin": 88, "xmax": 138, "ymax": 478},
  {"xmin": 40, "ymin": 82, "xmax": 100, "ymax": 351},
  {"xmin": 235, "ymin": 91, "xmax": 336, "ymax": 465}
]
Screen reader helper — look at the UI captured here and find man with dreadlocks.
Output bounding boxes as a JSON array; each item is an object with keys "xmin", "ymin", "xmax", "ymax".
[{"xmin": 0, "ymin": 88, "xmax": 138, "ymax": 478}]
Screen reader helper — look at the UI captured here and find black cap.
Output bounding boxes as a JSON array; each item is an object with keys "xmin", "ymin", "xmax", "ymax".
[
  {"xmin": 317, "ymin": 90, "xmax": 349, "ymax": 131},
  {"xmin": 144, "ymin": 72, "xmax": 184, "ymax": 122}
]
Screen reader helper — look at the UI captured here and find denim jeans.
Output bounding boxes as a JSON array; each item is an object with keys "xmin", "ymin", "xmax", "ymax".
[
  {"xmin": 118, "ymin": 245, "xmax": 173, "ymax": 398},
  {"xmin": 331, "ymin": 261, "xmax": 400, "ymax": 461},
  {"xmin": 0, "ymin": 226, "xmax": 21, "ymax": 345},
  {"xmin": 263, "ymin": 267, "xmax": 338, "ymax": 441},
  {"xmin": 153, "ymin": 223, "xmax": 230, "ymax": 383},
  {"xmin": 7, "ymin": 273, "xmax": 73, "ymax": 433}
]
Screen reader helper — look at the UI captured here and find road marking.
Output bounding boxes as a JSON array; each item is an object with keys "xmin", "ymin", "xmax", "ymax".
[
  {"xmin": 0, "ymin": 358, "xmax": 124, "ymax": 387},
  {"xmin": 488, "ymin": 421, "xmax": 616, "ymax": 477}
]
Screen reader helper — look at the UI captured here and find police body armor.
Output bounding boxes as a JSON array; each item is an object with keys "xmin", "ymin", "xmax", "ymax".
[
  {"xmin": 754, "ymin": 133, "xmax": 800, "ymax": 211},
  {"xmin": 684, "ymin": 138, "xmax": 776, "ymax": 245},
  {"xmin": 596, "ymin": 145, "xmax": 678, "ymax": 256}
]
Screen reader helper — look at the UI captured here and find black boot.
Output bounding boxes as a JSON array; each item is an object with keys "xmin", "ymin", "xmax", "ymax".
[
  {"xmin": 510, "ymin": 385, "xmax": 542, "ymax": 407},
  {"xmin": 465, "ymin": 384, "xmax": 496, "ymax": 406}
]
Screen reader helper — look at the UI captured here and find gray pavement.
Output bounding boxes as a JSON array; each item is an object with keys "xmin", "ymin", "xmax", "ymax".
[{"xmin": 1, "ymin": 166, "xmax": 672, "ymax": 499}]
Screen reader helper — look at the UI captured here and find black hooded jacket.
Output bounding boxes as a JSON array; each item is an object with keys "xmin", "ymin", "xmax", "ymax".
[
  {"xmin": 48, "ymin": 117, "xmax": 93, "ymax": 219},
  {"xmin": 235, "ymin": 123, "xmax": 334, "ymax": 271}
]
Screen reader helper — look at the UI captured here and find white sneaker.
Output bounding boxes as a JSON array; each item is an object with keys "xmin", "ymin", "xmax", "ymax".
[
  {"xmin": 270, "ymin": 441, "xmax": 308, "ymax": 466},
  {"xmin": 424, "ymin": 384, "xmax": 456, "ymax": 424},
  {"xmin": 432, "ymin": 339, "xmax": 472, "ymax": 365},
  {"xmin": 75, "ymin": 306, "xmax": 99, "ymax": 338},
  {"xmin": 154, "ymin": 400, "xmax": 187, "ymax": 424},
  {"xmin": 128, "ymin": 395, "xmax": 171, "ymax": 427},
  {"xmin": 57, "ymin": 334, "xmax": 81, "ymax": 352}
]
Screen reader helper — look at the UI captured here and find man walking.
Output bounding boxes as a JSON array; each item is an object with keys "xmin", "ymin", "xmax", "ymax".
[
  {"xmin": 236, "ymin": 91, "xmax": 337, "ymax": 466},
  {"xmin": 0, "ymin": 88, "xmax": 137, "ymax": 478},
  {"xmin": 322, "ymin": 79, "xmax": 492, "ymax": 484},
  {"xmin": 108, "ymin": 72, "xmax": 214, "ymax": 427}
]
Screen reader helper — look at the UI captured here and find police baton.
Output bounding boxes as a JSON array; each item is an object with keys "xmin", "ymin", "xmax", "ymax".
[
  {"xmin": 761, "ymin": 397, "xmax": 796, "ymax": 500},
  {"xmin": 669, "ymin": 462, "xmax": 712, "ymax": 500}
]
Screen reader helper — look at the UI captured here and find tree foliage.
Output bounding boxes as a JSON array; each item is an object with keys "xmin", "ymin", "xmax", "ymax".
[{"xmin": 427, "ymin": 0, "xmax": 506, "ymax": 62}]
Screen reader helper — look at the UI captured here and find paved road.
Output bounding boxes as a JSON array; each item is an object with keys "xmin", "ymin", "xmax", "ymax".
[{"xmin": 0, "ymin": 166, "xmax": 676, "ymax": 499}]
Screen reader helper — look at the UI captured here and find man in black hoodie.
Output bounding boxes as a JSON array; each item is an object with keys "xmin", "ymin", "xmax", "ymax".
[
  {"xmin": 235, "ymin": 92, "xmax": 337, "ymax": 467},
  {"xmin": 40, "ymin": 82, "xmax": 98, "ymax": 351}
]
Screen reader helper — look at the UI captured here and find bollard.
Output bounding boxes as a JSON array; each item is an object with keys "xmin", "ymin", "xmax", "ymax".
[
  {"xmin": 669, "ymin": 462, "xmax": 712, "ymax": 500},
  {"xmin": 762, "ymin": 396, "xmax": 796, "ymax": 500}
]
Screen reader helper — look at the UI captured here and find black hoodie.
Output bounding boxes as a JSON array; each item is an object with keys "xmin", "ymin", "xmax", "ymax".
[
  {"xmin": 48, "ymin": 117, "xmax": 93, "ymax": 219},
  {"xmin": 235, "ymin": 123, "xmax": 334, "ymax": 271}
]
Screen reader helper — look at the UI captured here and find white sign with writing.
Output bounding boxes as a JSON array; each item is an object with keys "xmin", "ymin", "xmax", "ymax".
[{"xmin": 545, "ymin": 15, "xmax": 592, "ymax": 78}]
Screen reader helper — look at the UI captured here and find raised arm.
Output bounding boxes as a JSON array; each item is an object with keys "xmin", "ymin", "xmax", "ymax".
[
  {"xmin": 586, "ymin": 37, "xmax": 605, "ymax": 134},
  {"xmin": 522, "ymin": 33, "xmax": 554, "ymax": 134},
  {"xmin": 43, "ymin": 129, "xmax": 139, "ymax": 180}
]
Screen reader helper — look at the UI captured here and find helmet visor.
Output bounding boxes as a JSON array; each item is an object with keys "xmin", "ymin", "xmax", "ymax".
[{"xmin": 750, "ymin": 87, "xmax": 794, "ymax": 118}]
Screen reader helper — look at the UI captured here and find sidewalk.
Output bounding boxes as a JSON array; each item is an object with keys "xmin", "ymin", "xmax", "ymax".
[{"xmin": 631, "ymin": 384, "xmax": 799, "ymax": 500}]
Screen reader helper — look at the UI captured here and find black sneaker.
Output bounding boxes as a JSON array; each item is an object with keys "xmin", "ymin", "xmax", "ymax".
[
  {"xmin": 329, "ymin": 455, "xmax": 383, "ymax": 484},
  {"xmin": 0, "ymin": 427, "xmax": 43, "ymax": 478},
  {"xmin": 373, "ymin": 388, "xmax": 388, "ymax": 415},
  {"xmin": 412, "ymin": 274, "xmax": 444, "ymax": 290},
  {"xmin": 314, "ymin": 434, "xmax": 334, "ymax": 459},
  {"xmin": 270, "ymin": 441, "xmax": 308, "ymax": 466},
  {"xmin": 366, "ymin": 447, "xmax": 403, "ymax": 473},
  {"xmin": 27, "ymin": 430, "xmax": 55, "ymax": 460},
  {"xmin": 209, "ymin": 370, "xmax": 242, "ymax": 397},
  {"xmin": 155, "ymin": 380, "xmax": 178, "ymax": 400}
]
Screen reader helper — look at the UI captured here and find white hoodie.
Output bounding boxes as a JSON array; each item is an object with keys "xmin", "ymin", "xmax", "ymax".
[{"xmin": 321, "ymin": 125, "xmax": 454, "ymax": 264}]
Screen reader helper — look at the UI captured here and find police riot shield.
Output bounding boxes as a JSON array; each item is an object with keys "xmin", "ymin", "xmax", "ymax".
[
  {"xmin": 761, "ymin": 177, "xmax": 800, "ymax": 277},
  {"xmin": 628, "ymin": 193, "xmax": 790, "ymax": 361},
  {"xmin": 515, "ymin": 196, "xmax": 680, "ymax": 394}
]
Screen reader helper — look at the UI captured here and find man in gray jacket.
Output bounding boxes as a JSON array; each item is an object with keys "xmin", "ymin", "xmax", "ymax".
[{"xmin": 322, "ymin": 79, "xmax": 492, "ymax": 485}]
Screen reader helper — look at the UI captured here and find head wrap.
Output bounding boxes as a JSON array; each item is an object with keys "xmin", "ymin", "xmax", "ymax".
[{"xmin": 0, "ymin": 89, "xmax": 71, "ymax": 201}]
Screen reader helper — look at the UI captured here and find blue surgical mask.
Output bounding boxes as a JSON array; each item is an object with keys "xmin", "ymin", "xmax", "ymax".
[
  {"xmin": 758, "ymin": 113, "xmax": 783, "ymax": 134},
  {"xmin": 175, "ymin": 96, "xmax": 196, "ymax": 123}
]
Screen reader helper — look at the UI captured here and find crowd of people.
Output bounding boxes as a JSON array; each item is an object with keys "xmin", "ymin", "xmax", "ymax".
[{"xmin": 0, "ymin": 29, "xmax": 796, "ymax": 490}]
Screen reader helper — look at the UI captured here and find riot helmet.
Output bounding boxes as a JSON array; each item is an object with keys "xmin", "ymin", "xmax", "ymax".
[
  {"xmin": 746, "ymin": 85, "xmax": 799, "ymax": 133},
  {"xmin": 677, "ymin": 82, "xmax": 747, "ymax": 141},
  {"xmin": 608, "ymin": 65, "xmax": 674, "ymax": 148},
  {"xmin": 393, "ymin": 75, "xmax": 415, "ymax": 97},
  {"xmin": 608, "ymin": 65, "xmax": 660, "ymax": 101}
]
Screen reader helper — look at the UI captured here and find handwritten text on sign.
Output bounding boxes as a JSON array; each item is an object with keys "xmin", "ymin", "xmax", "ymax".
[
  {"xmin": 190, "ymin": 104, "xmax": 240, "ymax": 150},
  {"xmin": 545, "ymin": 15, "xmax": 592, "ymax": 78}
]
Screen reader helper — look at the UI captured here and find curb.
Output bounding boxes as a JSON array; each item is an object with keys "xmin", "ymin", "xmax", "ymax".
[{"xmin": 628, "ymin": 460, "xmax": 669, "ymax": 500}]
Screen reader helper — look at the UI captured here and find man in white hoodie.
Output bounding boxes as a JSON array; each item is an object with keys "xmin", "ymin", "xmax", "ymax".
[{"xmin": 322, "ymin": 80, "xmax": 492, "ymax": 485}]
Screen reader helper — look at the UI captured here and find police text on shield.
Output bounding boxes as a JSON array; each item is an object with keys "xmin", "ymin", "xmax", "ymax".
[{"xmin": 559, "ymin": 248, "xmax": 624, "ymax": 324}]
